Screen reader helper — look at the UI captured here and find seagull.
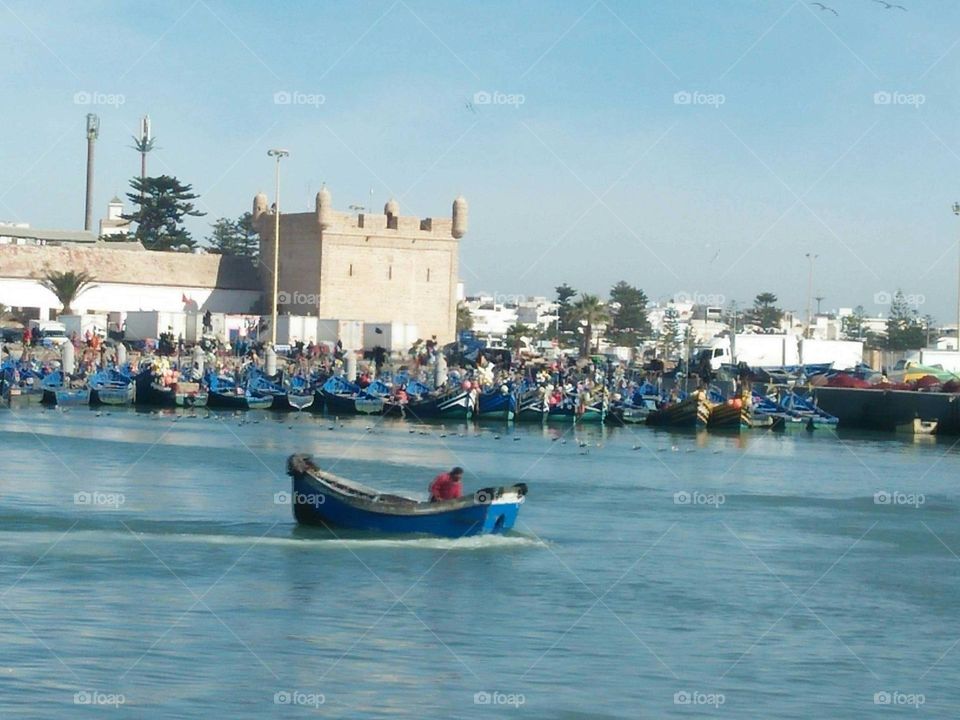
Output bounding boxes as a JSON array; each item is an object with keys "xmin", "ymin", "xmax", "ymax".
[
  {"xmin": 872, "ymin": 0, "xmax": 906, "ymax": 8},
  {"xmin": 811, "ymin": 2, "xmax": 838, "ymax": 14},
  {"xmin": 465, "ymin": 101, "xmax": 477, "ymax": 115}
]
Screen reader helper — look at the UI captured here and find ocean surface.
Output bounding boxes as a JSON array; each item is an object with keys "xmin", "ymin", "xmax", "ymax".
[{"xmin": 1, "ymin": 404, "xmax": 958, "ymax": 718}]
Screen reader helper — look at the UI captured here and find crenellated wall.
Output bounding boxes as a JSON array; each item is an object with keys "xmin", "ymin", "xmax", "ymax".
[{"xmin": 253, "ymin": 191, "xmax": 464, "ymax": 344}]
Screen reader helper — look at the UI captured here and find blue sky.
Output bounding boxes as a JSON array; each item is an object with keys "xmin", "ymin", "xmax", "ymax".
[{"xmin": 2, "ymin": 0, "xmax": 960, "ymax": 321}]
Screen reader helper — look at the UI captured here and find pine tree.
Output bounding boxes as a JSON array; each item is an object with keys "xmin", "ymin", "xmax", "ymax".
[
  {"xmin": 608, "ymin": 281, "xmax": 651, "ymax": 346},
  {"xmin": 750, "ymin": 292, "xmax": 783, "ymax": 331},
  {"xmin": 658, "ymin": 306, "xmax": 681, "ymax": 358},
  {"xmin": 124, "ymin": 175, "xmax": 205, "ymax": 251},
  {"xmin": 884, "ymin": 291, "xmax": 925, "ymax": 351}
]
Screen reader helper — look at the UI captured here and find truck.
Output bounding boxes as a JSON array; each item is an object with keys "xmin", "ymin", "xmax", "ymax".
[
  {"xmin": 59, "ymin": 313, "xmax": 108, "ymax": 340},
  {"xmin": 27, "ymin": 320, "xmax": 70, "ymax": 347},
  {"xmin": 696, "ymin": 334, "xmax": 863, "ymax": 371},
  {"xmin": 124, "ymin": 311, "xmax": 187, "ymax": 342},
  {"xmin": 317, "ymin": 319, "xmax": 363, "ymax": 352}
]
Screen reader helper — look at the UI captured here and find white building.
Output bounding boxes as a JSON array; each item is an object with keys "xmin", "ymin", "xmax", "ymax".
[{"xmin": 99, "ymin": 197, "xmax": 131, "ymax": 238}]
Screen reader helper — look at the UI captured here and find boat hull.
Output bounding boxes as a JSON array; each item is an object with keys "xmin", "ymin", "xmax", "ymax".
[
  {"xmin": 646, "ymin": 395, "xmax": 711, "ymax": 428},
  {"xmin": 288, "ymin": 456, "xmax": 525, "ymax": 537}
]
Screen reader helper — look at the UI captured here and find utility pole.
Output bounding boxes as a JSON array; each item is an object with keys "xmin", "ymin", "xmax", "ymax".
[
  {"xmin": 267, "ymin": 149, "xmax": 290, "ymax": 346},
  {"xmin": 84, "ymin": 114, "xmax": 99, "ymax": 232},
  {"xmin": 805, "ymin": 253, "xmax": 818, "ymax": 339}
]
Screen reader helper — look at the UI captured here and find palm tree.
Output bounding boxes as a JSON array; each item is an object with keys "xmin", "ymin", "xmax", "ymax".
[
  {"xmin": 456, "ymin": 303, "xmax": 473, "ymax": 332},
  {"xmin": 504, "ymin": 323, "xmax": 534, "ymax": 354},
  {"xmin": 570, "ymin": 294, "xmax": 610, "ymax": 357},
  {"xmin": 38, "ymin": 270, "xmax": 97, "ymax": 316}
]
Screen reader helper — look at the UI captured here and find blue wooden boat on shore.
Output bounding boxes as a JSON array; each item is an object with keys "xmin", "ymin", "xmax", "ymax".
[
  {"xmin": 286, "ymin": 454, "xmax": 527, "ymax": 537},
  {"xmin": 134, "ymin": 366, "xmax": 208, "ymax": 407}
]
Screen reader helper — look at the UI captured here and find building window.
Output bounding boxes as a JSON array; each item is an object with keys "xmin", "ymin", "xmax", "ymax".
[
  {"xmin": 348, "ymin": 263, "xmax": 353, "ymax": 277},
  {"xmin": 426, "ymin": 268, "xmax": 431, "ymax": 282},
  {"xmin": 388, "ymin": 265, "xmax": 392, "ymax": 280}
]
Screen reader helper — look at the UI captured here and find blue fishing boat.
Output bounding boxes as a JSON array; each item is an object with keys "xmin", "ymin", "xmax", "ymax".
[
  {"xmin": 319, "ymin": 376, "xmax": 385, "ymax": 415},
  {"xmin": 0, "ymin": 363, "xmax": 45, "ymax": 405},
  {"xmin": 248, "ymin": 369, "xmax": 292, "ymax": 411},
  {"xmin": 88, "ymin": 368, "xmax": 135, "ymax": 406},
  {"xmin": 780, "ymin": 392, "xmax": 838, "ymax": 428},
  {"xmin": 516, "ymin": 388, "xmax": 549, "ymax": 422},
  {"xmin": 286, "ymin": 455, "xmax": 527, "ymax": 537},
  {"xmin": 473, "ymin": 386, "xmax": 517, "ymax": 421},
  {"xmin": 403, "ymin": 386, "xmax": 472, "ymax": 419},
  {"xmin": 41, "ymin": 370, "xmax": 91, "ymax": 406},
  {"xmin": 286, "ymin": 375, "xmax": 315, "ymax": 411},
  {"xmin": 206, "ymin": 373, "xmax": 272, "ymax": 410}
]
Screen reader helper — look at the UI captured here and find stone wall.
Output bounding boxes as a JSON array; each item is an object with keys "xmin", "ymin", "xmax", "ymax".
[
  {"xmin": 255, "ymin": 203, "xmax": 460, "ymax": 343},
  {"xmin": 0, "ymin": 244, "xmax": 260, "ymax": 290}
]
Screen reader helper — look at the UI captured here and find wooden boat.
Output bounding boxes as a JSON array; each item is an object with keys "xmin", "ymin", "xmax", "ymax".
[
  {"xmin": 248, "ymin": 370, "xmax": 290, "ymax": 411},
  {"xmin": 286, "ymin": 454, "xmax": 527, "ymax": 537},
  {"xmin": 473, "ymin": 387, "xmax": 517, "ymax": 421},
  {"xmin": 318, "ymin": 376, "xmax": 385, "ymax": 415},
  {"xmin": 402, "ymin": 387, "xmax": 472, "ymax": 420},
  {"xmin": 646, "ymin": 393, "xmax": 711, "ymax": 428},
  {"xmin": 707, "ymin": 398, "xmax": 773, "ymax": 431},
  {"xmin": 135, "ymin": 368, "xmax": 208, "ymax": 407},
  {"xmin": 516, "ymin": 390, "xmax": 549, "ymax": 422},
  {"xmin": 286, "ymin": 376, "xmax": 315, "ymax": 411},
  {"xmin": 1, "ymin": 366, "xmax": 44, "ymax": 405},
  {"xmin": 206, "ymin": 374, "xmax": 270, "ymax": 410},
  {"xmin": 609, "ymin": 397, "xmax": 658, "ymax": 425},
  {"xmin": 545, "ymin": 395, "xmax": 605, "ymax": 423},
  {"xmin": 41, "ymin": 370, "xmax": 91, "ymax": 406},
  {"xmin": 88, "ymin": 368, "xmax": 135, "ymax": 406}
]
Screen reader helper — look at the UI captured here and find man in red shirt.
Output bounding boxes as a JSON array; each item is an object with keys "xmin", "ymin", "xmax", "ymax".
[{"xmin": 429, "ymin": 467, "xmax": 464, "ymax": 502}]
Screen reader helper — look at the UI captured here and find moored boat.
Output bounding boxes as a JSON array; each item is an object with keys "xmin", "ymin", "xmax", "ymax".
[
  {"xmin": 286, "ymin": 454, "xmax": 527, "ymax": 537},
  {"xmin": 88, "ymin": 368, "xmax": 135, "ymax": 406},
  {"xmin": 646, "ymin": 392, "xmax": 711, "ymax": 429}
]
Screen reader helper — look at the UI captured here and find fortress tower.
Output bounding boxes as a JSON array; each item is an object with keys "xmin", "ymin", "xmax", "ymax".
[{"xmin": 252, "ymin": 187, "xmax": 466, "ymax": 343}]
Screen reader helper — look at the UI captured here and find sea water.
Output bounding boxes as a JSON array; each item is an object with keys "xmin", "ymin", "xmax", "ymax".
[{"xmin": 0, "ymin": 405, "xmax": 958, "ymax": 718}]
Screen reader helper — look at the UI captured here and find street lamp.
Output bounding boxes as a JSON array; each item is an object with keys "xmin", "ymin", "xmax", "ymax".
[
  {"xmin": 953, "ymin": 203, "xmax": 960, "ymax": 349},
  {"xmin": 267, "ymin": 149, "xmax": 289, "ymax": 346}
]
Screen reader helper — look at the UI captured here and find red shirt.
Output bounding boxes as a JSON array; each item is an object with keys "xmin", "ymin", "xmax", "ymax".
[{"xmin": 429, "ymin": 473, "xmax": 462, "ymax": 501}]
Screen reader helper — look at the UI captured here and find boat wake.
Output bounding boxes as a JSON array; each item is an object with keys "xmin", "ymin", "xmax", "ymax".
[{"xmin": 0, "ymin": 511, "xmax": 547, "ymax": 551}]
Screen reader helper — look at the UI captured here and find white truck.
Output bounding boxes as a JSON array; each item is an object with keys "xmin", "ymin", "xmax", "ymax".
[
  {"xmin": 696, "ymin": 334, "xmax": 863, "ymax": 371},
  {"xmin": 59, "ymin": 313, "xmax": 107, "ymax": 340},
  {"xmin": 28, "ymin": 320, "xmax": 70, "ymax": 347}
]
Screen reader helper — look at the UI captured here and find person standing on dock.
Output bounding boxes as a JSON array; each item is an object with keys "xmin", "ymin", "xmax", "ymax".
[{"xmin": 429, "ymin": 467, "xmax": 464, "ymax": 501}]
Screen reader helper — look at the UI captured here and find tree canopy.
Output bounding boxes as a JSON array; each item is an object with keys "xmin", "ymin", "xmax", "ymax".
[
  {"xmin": 883, "ymin": 291, "xmax": 926, "ymax": 351},
  {"xmin": 608, "ymin": 281, "xmax": 651, "ymax": 346},
  {"xmin": 124, "ymin": 175, "xmax": 205, "ymax": 251},
  {"xmin": 750, "ymin": 292, "xmax": 783, "ymax": 331},
  {"xmin": 206, "ymin": 212, "xmax": 259, "ymax": 258},
  {"xmin": 39, "ymin": 270, "xmax": 97, "ymax": 315},
  {"xmin": 570, "ymin": 293, "xmax": 610, "ymax": 357}
]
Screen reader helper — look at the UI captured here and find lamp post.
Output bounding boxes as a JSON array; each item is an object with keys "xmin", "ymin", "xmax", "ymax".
[
  {"xmin": 805, "ymin": 253, "xmax": 818, "ymax": 339},
  {"xmin": 267, "ymin": 149, "xmax": 289, "ymax": 346},
  {"xmin": 953, "ymin": 203, "xmax": 960, "ymax": 349}
]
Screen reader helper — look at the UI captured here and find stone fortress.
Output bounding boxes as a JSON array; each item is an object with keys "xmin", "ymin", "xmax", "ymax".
[{"xmin": 252, "ymin": 187, "xmax": 467, "ymax": 344}]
